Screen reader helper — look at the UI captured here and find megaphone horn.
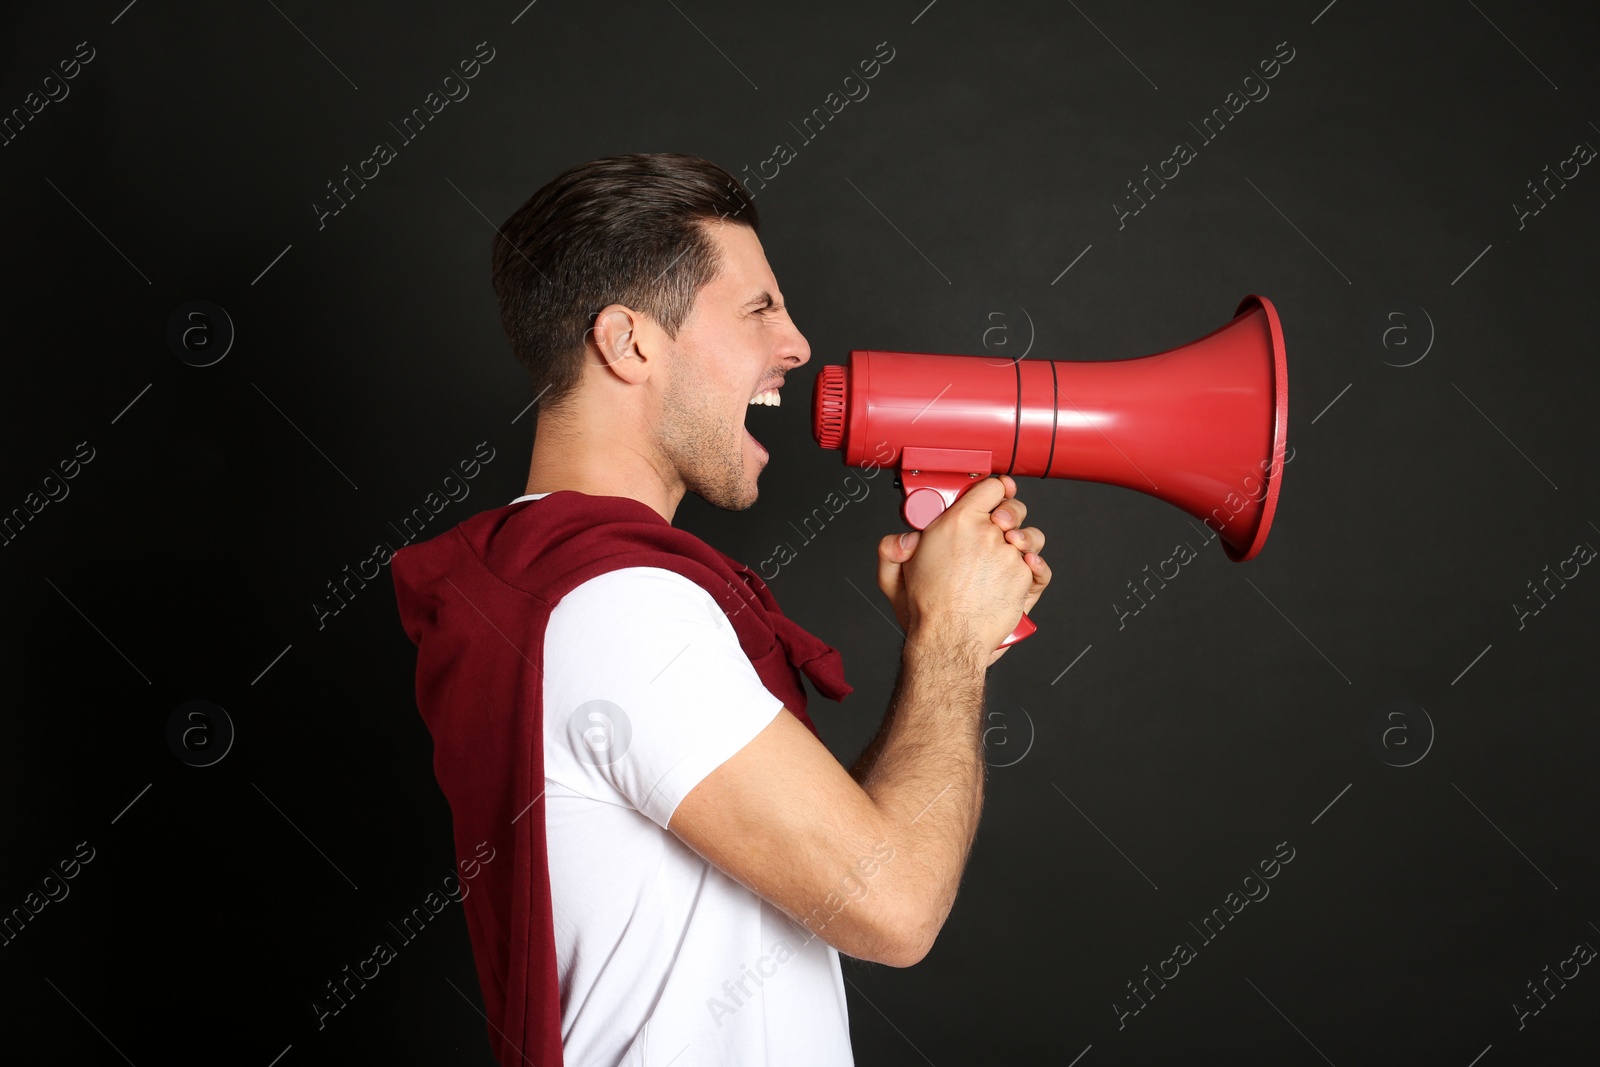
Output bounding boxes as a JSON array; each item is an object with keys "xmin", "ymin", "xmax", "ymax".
[{"xmin": 812, "ymin": 294, "xmax": 1289, "ymax": 648}]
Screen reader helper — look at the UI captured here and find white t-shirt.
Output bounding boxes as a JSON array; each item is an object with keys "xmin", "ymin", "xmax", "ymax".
[{"xmin": 513, "ymin": 493, "xmax": 855, "ymax": 1066}]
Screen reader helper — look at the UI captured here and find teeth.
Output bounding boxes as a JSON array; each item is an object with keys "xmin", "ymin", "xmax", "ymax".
[{"xmin": 748, "ymin": 389, "xmax": 781, "ymax": 406}]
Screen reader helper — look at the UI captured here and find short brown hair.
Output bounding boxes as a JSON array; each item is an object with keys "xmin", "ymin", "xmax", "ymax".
[{"xmin": 490, "ymin": 153, "xmax": 759, "ymax": 418}]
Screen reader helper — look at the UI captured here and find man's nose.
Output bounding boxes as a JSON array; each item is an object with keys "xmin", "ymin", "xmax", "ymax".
[{"xmin": 779, "ymin": 323, "xmax": 811, "ymax": 368}]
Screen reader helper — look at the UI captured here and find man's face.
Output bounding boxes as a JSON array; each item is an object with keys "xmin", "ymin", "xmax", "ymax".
[{"xmin": 657, "ymin": 219, "xmax": 811, "ymax": 511}]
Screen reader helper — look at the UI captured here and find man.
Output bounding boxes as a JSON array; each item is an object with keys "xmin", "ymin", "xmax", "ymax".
[{"xmin": 392, "ymin": 153, "xmax": 1050, "ymax": 1065}]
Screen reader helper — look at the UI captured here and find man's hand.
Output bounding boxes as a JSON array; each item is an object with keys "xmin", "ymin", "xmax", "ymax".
[{"xmin": 876, "ymin": 474, "xmax": 1051, "ymax": 666}]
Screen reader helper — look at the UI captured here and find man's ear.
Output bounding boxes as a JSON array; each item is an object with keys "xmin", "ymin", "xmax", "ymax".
[{"xmin": 587, "ymin": 304, "xmax": 653, "ymax": 384}]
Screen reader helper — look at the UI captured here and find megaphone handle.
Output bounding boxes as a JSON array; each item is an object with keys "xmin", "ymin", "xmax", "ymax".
[
  {"xmin": 999, "ymin": 613, "xmax": 1037, "ymax": 648},
  {"xmin": 900, "ymin": 479, "xmax": 1038, "ymax": 652}
]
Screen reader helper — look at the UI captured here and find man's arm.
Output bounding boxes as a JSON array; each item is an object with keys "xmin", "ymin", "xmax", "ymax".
[
  {"xmin": 667, "ymin": 476, "xmax": 1048, "ymax": 968},
  {"xmin": 668, "ymin": 628, "xmax": 986, "ymax": 968}
]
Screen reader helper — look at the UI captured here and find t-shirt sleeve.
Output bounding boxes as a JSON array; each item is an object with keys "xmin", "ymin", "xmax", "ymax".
[{"xmin": 541, "ymin": 566, "xmax": 785, "ymax": 828}]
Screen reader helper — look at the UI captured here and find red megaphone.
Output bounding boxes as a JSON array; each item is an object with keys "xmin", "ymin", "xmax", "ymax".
[{"xmin": 812, "ymin": 294, "xmax": 1289, "ymax": 650}]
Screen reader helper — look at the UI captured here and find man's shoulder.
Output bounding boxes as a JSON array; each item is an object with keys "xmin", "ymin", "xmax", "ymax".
[
  {"xmin": 562, "ymin": 564, "xmax": 717, "ymax": 599},
  {"xmin": 554, "ymin": 565, "xmax": 726, "ymax": 626}
]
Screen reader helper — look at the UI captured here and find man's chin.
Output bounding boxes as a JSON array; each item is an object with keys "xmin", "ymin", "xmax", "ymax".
[
  {"xmin": 722, "ymin": 484, "xmax": 760, "ymax": 512},
  {"xmin": 692, "ymin": 476, "xmax": 760, "ymax": 513}
]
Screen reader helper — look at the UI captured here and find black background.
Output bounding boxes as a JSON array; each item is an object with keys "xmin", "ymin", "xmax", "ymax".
[{"xmin": 3, "ymin": 1, "xmax": 1598, "ymax": 1064}]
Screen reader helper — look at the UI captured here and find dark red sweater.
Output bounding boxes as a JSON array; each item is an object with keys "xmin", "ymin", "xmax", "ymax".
[{"xmin": 390, "ymin": 490, "xmax": 853, "ymax": 1065}]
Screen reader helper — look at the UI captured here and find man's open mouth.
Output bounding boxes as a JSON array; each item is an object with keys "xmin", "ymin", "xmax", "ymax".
[{"xmin": 744, "ymin": 384, "xmax": 782, "ymax": 457}]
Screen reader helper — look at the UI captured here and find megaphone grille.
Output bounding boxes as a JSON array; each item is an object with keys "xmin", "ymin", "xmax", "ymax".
[{"xmin": 814, "ymin": 364, "xmax": 848, "ymax": 450}]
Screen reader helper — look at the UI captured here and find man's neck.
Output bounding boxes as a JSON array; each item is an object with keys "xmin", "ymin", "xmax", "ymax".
[{"xmin": 523, "ymin": 422, "xmax": 682, "ymax": 523}]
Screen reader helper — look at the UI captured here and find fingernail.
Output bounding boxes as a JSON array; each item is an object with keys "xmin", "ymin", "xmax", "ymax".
[{"xmin": 899, "ymin": 532, "xmax": 913, "ymax": 550}]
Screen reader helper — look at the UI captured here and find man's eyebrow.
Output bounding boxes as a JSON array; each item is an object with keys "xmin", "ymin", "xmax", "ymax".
[{"xmin": 742, "ymin": 291, "xmax": 778, "ymax": 310}]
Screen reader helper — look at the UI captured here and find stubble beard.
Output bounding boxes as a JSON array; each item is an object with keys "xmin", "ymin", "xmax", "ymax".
[{"xmin": 659, "ymin": 361, "xmax": 758, "ymax": 512}]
